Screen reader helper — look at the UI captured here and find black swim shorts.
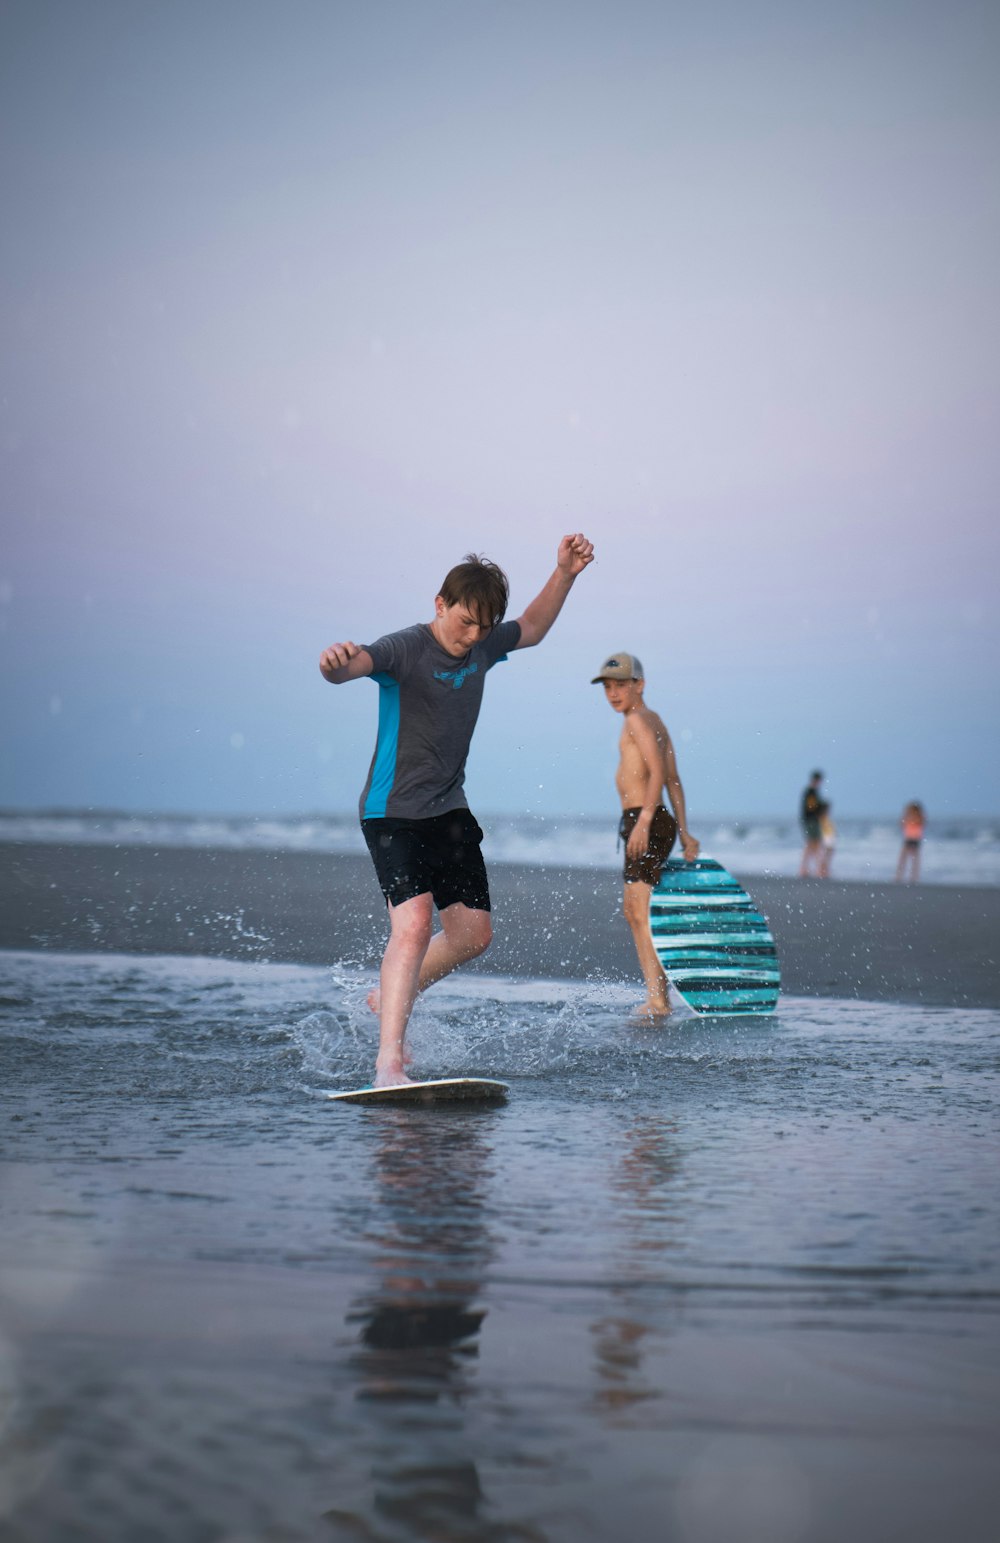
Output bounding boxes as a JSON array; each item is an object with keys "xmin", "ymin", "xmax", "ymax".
[
  {"xmin": 362, "ymin": 808, "xmax": 491, "ymax": 911},
  {"xmin": 619, "ymin": 804, "xmax": 678, "ymax": 886}
]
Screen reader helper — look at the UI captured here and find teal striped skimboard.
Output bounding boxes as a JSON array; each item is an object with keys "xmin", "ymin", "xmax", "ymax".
[{"xmin": 649, "ymin": 857, "xmax": 780, "ymax": 1015}]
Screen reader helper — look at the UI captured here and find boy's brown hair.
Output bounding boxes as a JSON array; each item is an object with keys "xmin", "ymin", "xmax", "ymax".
[{"xmin": 438, "ymin": 554, "xmax": 510, "ymax": 628}]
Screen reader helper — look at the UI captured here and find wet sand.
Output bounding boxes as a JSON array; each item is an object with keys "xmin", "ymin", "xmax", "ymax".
[
  {"xmin": 2, "ymin": 840, "xmax": 998, "ymax": 1007},
  {"xmin": 3, "ymin": 1255, "xmax": 995, "ymax": 1543},
  {"xmin": 2, "ymin": 851, "xmax": 998, "ymax": 1541}
]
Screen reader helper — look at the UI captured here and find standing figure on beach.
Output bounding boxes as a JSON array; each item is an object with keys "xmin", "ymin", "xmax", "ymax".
[
  {"xmin": 896, "ymin": 801, "xmax": 926, "ymax": 883},
  {"xmin": 799, "ymin": 770, "xmax": 825, "ymax": 877},
  {"xmin": 592, "ymin": 653, "xmax": 700, "ymax": 1018},
  {"xmin": 320, "ymin": 535, "xmax": 595, "ymax": 1087},
  {"xmin": 819, "ymin": 801, "xmax": 837, "ymax": 879}
]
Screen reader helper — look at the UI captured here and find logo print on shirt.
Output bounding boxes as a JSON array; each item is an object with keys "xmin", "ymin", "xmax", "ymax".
[{"xmin": 434, "ymin": 662, "xmax": 479, "ymax": 690}]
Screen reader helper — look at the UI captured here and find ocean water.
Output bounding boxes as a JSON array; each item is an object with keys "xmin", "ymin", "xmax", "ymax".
[
  {"xmin": 3, "ymin": 806, "xmax": 1000, "ymax": 887},
  {"xmin": 1, "ymin": 949, "xmax": 998, "ymax": 1542}
]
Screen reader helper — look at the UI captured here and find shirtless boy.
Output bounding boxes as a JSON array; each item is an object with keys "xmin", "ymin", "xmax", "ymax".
[
  {"xmin": 592, "ymin": 652, "xmax": 700, "ymax": 1018},
  {"xmin": 320, "ymin": 535, "xmax": 594, "ymax": 1087}
]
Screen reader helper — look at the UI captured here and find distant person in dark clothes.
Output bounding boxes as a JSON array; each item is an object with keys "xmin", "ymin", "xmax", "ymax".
[
  {"xmin": 799, "ymin": 770, "xmax": 825, "ymax": 877},
  {"xmin": 896, "ymin": 801, "xmax": 927, "ymax": 883}
]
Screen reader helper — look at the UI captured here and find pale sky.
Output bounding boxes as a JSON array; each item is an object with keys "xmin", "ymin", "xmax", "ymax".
[{"xmin": 2, "ymin": 0, "xmax": 998, "ymax": 820}]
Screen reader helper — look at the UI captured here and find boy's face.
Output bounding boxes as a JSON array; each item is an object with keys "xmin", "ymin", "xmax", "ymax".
[
  {"xmin": 602, "ymin": 678, "xmax": 644, "ymax": 713},
  {"xmin": 433, "ymin": 597, "xmax": 493, "ymax": 656}
]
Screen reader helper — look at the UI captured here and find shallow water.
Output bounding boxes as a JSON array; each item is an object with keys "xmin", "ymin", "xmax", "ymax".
[{"xmin": 1, "ymin": 950, "xmax": 998, "ymax": 1542}]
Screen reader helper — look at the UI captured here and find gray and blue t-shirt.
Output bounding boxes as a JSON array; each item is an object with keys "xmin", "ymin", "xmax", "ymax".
[{"xmin": 359, "ymin": 620, "xmax": 522, "ymax": 820}]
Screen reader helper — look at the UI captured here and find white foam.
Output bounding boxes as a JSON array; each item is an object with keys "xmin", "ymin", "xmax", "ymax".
[{"xmin": 1, "ymin": 809, "xmax": 998, "ymax": 887}]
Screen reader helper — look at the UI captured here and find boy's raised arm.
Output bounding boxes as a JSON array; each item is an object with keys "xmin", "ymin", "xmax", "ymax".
[
  {"xmin": 514, "ymin": 533, "xmax": 594, "ymax": 648},
  {"xmin": 319, "ymin": 641, "xmax": 374, "ymax": 684}
]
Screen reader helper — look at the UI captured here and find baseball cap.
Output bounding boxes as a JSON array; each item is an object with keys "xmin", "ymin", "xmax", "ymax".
[{"xmin": 591, "ymin": 651, "xmax": 644, "ymax": 684}]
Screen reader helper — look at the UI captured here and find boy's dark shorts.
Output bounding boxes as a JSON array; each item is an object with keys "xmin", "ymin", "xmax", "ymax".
[
  {"xmin": 619, "ymin": 805, "xmax": 677, "ymax": 886},
  {"xmin": 361, "ymin": 808, "xmax": 491, "ymax": 912}
]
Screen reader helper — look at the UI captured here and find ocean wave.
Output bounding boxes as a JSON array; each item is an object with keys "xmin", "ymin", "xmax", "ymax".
[{"xmin": 1, "ymin": 808, "xmax": 999, "ymax": 887}]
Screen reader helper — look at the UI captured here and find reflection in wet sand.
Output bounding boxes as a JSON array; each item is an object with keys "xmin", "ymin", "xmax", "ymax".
[
  {"xmin": 325, "ymin": 1109, "xmax": 544, "ymax": 1541},
  {"xmin": 591, "ymin": 1117, "xmax": 687, "ymax": 1417}
]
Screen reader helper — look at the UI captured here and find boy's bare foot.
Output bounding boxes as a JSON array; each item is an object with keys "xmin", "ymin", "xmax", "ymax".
[
  {"xmin": 632, "ymin": 998, "xmax": 672, "ymax": 1020},
  {"xmin": 373, "ymin": 1062, "xmax": 415, "ymax": 1089}
]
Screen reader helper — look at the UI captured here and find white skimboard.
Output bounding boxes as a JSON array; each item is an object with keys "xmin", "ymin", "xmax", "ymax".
[{"xmin": 327, "ymin": 1077, "xmax": 509, "ymax": 1106}]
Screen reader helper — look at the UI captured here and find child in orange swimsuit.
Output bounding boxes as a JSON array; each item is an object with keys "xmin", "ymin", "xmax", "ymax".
[{"xmin": 895, "ymin": 801, "xmax": 926, "ymax": 883}]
